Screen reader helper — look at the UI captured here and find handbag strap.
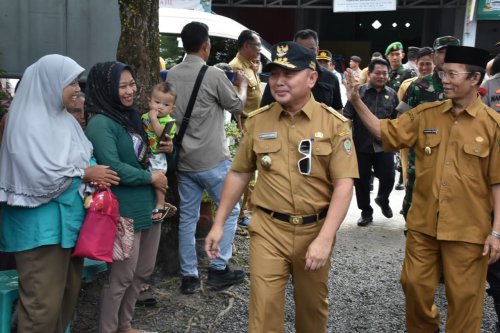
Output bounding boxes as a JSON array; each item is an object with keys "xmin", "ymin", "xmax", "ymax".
[{"xmin": 174, "ymin": 65, "xmax": 208, "ymax": 147}]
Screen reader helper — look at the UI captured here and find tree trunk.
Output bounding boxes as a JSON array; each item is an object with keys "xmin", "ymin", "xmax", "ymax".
[
  {"xmin": 117, "ymin": 0, "xmax": 180, "ymax": 274},
  {"xmin": 116, "ymin": 0, "xmax": 159, "ymax": 110}
]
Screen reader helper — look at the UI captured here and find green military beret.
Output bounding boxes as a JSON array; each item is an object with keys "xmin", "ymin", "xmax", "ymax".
[{"xmin": 385, "ymin": 42, "xmax": 403, "ymax": 56}]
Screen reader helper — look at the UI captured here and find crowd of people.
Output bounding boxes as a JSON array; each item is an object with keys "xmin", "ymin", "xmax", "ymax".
[{"xmin": 0, "ymin": 18, "xmax": 499, "ymax": 333}]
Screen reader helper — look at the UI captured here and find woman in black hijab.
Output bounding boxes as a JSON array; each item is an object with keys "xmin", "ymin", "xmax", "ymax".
[{"xmin": 85, "ymin": 62, "xmax": 170, "ymax": 333}]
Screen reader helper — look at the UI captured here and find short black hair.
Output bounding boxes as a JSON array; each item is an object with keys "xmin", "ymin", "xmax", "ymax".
[
  {"xmin": 294, "ymin": 29, "xmax": 319, "ymax": 45},
  {"xmin": 237, "ymin": 30, "xmax": 259, "ymax": 49},
  {"xmin": 152, "ymin": 82, "xmax": 176, "ymax": 96},
  {"xmin": 465, "ymin": 64, "xmax": 486, "ymax": 86},
  {"xmin": 416, "ymin": 47, "xmax": 433, "ymax": 61},
  {"xmin": 371, "ymin": 52, "xmax": 383, "ymax": 58},
  {"xmin": 181, "ymin": 21, "xmax": 209, "ymax": 53},
  {"xmin": 368, "ymin": 58, "xmax": 390, "ymax": 73},
  {"xmin": 491, "ymin": 55, "xmax": 500, "ymax": 76}
]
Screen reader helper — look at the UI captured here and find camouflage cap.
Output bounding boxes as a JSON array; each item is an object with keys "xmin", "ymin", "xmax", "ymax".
[
  {"xmin": 385, "ymin": 42, "xmax": 403, "ymax": 56},
  {"xmin": 433, "ymin": 36, "xmax": 460, "ymax": 51},
  {"xmin": 317, "ymin": 50, "xmax": 333, "ymax": 62},
  {"xmin": 263, "ymin": 41, "xmax": 317, "ymax": 73}
]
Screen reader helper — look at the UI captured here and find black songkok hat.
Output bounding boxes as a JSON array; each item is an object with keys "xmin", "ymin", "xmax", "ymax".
[
  {"xmin": 444, "ymin": 45, "xmax": 489, "ymax": 69},
  {"xmin": 263, "ymin": 41, "xmax": 317, "ymax": 73}
]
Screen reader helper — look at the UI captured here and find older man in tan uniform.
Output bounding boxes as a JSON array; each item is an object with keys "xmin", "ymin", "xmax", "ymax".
[
  {"xmin": 205, "ymin": 41, "xmax": 358, "ymax": 333},
  {"xmin": 229, "ymin": 29, "xmax": 262, "ymax": 121},
  {"xmin": 345, "ymin": 45, "xmax": 500, "ymax": 332},
  {"xmin": 229, "ymin": 30, "xmax": 263, "ymax": 226}
]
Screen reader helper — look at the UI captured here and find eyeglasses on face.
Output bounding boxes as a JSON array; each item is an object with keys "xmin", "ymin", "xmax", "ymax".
[
  {"xmin": 437, "ymin": 71, "xmax": 471, "ymax": 80},
  {"xmin": 298, "ymin": 138, "xmax": 313, "ymax": 176}
]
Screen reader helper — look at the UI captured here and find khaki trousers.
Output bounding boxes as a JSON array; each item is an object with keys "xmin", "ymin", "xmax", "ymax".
[
  {"xmin": 99, "ymin": 222, "xmax": 161, "ymax": 333},
  {"xmin": 14, "ymin": 245, "xmax": 83, "ymax": 333},
  {"xmin": 248, "ymin": 208, "xmax": 332, "ymax": 333},
  {"xmin": 401, "ymin": 230, "xmax": 488, "ymax": 333}
]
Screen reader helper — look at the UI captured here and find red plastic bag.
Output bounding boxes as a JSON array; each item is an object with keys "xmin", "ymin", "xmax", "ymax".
[{"xmin": 73, "ymin": 189, "xmax": 120, "ymax": 262}]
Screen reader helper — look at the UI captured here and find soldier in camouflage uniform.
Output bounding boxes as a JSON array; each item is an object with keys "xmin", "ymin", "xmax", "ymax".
[
  {"xmin": 385, "ymin": 42, "xmax": 417, "ymax": 190},
  {"xmin": 397, "ymin": 36, "xmax": 460, "ymax": 219},
  {"xmin": 385, "ymin": 42, "xmax": 417, "ymax": 92}
]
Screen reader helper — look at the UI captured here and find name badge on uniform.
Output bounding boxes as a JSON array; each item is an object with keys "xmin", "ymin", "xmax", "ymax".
[
  {"xmin": 423, "ymin": 129, "xmax": 438, "ymax": 134},
  {"xmin": 259, "ymin": 132, "xmax": 278, "ymax": 140}
]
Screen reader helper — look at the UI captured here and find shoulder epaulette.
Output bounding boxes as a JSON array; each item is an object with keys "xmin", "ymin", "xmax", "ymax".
[
  {"xmin": 411, "ymin": 100, "xmax": 446, "ymax": 114},
  {"xmin": 320, "ymin": 103, "xmax": 348, "ymax": 122},
  {"xmin": 404, "ymin": 100, "xmax": 447, "ymax": 121},
  {"xmin": 247, "ymin": 103, "xmax": 274, "ymax": 118},
  {"xmin": 484, "ymin": 105, "xmax": 500, "ymax": 127}
]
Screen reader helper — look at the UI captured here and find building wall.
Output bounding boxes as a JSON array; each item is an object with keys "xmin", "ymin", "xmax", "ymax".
[{"xmin": 216, "ymin": 6, "xmax": 496, "ymax": 66}]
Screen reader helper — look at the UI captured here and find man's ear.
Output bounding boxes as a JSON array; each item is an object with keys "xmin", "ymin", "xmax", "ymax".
[
  {"xmin": 308, "ymin": 70, "xmax": 319, "ymax": 88},
  {"xmin": 202, "ymin": 40, "xmax": 210, "ymax": 53},
  {"xmin": 470, "ymin": 72, "xmax": 481, "ymax": 86}
]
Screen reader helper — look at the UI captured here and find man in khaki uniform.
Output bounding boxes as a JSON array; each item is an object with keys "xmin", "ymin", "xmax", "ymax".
[
  {"xmin": 229, "ymin": 29, "xmax": 263, "ymax": 124},
  {"xmin": 205, "ymin": 41, "xmax": 358, "ymax": 333},
  {"xmin": 345, "ymin": 45, "xmax": 500, "ymax": 332},
  {"xmin": 229, "ymin": 30, "xmax": 263, "ymax": 227}
]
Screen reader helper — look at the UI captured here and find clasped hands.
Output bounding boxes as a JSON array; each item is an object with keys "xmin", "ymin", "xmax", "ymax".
[{"xmin": 84, "ymin": 165, "xmax": 120, "ymax": 189}]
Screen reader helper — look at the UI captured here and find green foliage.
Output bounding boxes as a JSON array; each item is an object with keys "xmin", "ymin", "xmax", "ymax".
[
  {"xmin": 159, "ymin": 34, "xmax": 184, "ymax": 68},
  {"xmin": 225, "ymin": 120, "xmax": 241, "ymax": 157},
  {"xmin": 0, "ymin": 69, "xmax": 9, "ymax": 116}
]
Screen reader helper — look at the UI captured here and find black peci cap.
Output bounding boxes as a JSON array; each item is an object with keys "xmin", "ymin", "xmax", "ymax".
[{"xmin": 444, "ymin": 45, "xmax": 489, "ymax": 68}]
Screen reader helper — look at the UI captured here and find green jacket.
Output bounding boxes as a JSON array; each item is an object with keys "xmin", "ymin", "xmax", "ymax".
[{"xmin": 86, "ymin": 114, "xmax": 155, "ymax": 231}]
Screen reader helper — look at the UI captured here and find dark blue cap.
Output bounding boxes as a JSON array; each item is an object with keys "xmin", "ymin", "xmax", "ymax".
[{"xmin": 263, "ymin": 41, "xmax": 317, "ymax": 73}]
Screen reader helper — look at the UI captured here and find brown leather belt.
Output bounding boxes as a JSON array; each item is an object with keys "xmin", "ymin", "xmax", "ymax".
[{"xmin": 258, "ymin": 206, "xmax": 328, "ymax": 225}]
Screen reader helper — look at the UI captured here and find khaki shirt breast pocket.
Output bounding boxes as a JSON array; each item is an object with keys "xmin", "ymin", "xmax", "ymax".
[
  {"xmin": 422, "ymin": 135, "xmax": 441, "ymax": 168},
  {"xmin": 311, "ymin": 141, "xmax": 333, "ymax": 175},
  {"xmin": 253, "ymin": 140, "xmax": 283, "ymax": 173},
  {"xmin": 463, "ymin": 142, "xmax": 489, "ymax": 177}
]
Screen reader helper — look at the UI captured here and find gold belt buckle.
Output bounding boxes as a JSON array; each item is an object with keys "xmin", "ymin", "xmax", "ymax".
[{"xmin": 289, "ymin": 215, "xmax": 303, "ymax": 225}]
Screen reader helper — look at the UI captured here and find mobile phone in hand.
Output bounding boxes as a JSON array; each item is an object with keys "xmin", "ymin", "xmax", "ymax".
[{"xmin": 160, "ymin": 119, "xmax": 175, "ymax": 141}]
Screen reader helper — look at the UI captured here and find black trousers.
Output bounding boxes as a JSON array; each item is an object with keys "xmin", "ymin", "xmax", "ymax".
[{"xmin": 354, "ymin": 151, "xmax": 395, "ymax": 217}]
